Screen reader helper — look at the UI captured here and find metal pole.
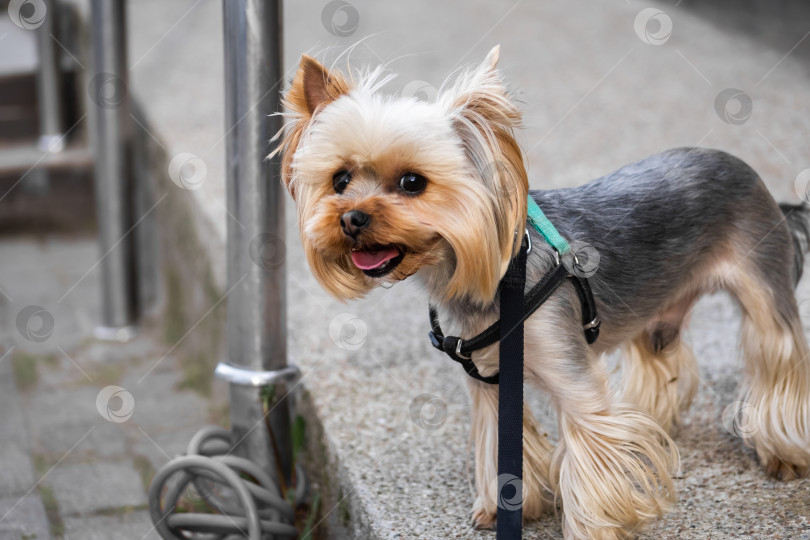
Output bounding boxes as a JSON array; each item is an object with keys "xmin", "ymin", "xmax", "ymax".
[
  {"xmin": 35, "ymin": 0, "xmax": 64, "ymax": 153},
  {"xmin": 221, "ymin": 0, "xmax": 291, "ymax": 483},
  {"xmin": 89, "ymin": 0, "xmax": 137, "ymax": 340},
  {"xmin": 27, "ymin": 0, "xmax": 64, "ymax": 195}
]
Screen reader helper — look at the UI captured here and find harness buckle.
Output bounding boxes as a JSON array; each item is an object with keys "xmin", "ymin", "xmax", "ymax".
[
  {"xmin": 439, "ymin": 335, "xmax": 472, "ymax": 361},
  {"xmin": 524, "ymin": 229, "xmax": 532, "ymax": 255},
  {"xmin": 455, "ymin": 338, "xmax": 471, "ymax": 360}
]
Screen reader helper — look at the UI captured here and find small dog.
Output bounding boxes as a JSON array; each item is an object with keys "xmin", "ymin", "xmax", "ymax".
[{"xmin": 274, "ymin": 46, "xmax": 810, "ymax": 539}]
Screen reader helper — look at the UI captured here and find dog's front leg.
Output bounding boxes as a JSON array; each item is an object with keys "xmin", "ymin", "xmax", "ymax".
[
  {"xmin": 526, "ymin": 314, "xmax": 679, "ymax": 539},
  {"xmin": 467, "ymin": 378, "xmax": 553, "ymax": 529}
]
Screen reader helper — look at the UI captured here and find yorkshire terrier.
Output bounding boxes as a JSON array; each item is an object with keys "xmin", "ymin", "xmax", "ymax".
[{"xmin": 274, "ymin": 46, "xmax": 810, "ymax": 539}]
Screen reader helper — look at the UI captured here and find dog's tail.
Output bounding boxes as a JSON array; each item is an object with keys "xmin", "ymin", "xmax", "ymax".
[{"xmin": 779, "ymin": 202, "xmax": 810, "ymax": 287}]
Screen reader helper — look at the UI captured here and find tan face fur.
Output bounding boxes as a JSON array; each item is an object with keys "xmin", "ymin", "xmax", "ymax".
[{"xmin": 274, "ymin": 46, "xmax": 528, "ymax": 305}]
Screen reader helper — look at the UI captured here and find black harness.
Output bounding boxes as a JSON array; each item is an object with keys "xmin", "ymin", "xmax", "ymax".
[
  {"xmin": 426, "ymin": 230, "xmax": 600, "ymax": 539},
  {"xmin": 428, "ymin": 234, "xmax": 601, "ymax": 385}
]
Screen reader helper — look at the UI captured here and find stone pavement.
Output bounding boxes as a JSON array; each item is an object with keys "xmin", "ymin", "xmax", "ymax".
[{"xmin": 0, "ymin": 238, "xmax": 224, "ymax": 539}]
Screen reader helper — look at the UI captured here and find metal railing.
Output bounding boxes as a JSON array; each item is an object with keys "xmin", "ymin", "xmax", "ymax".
[
  {"xmin": 146, "ymin": 1, "xmax": 303, "ymax": 537},
  {"xmin": 24, "ymin": 0, "xmax": 300, "ymax": 535},
  {"xmin": 35, "ymin": 0, "xmax": 64, "ymax": 154},
  {"xmin": 89, "ymin": 0, "xmax": 138, "ymax": 340},
  {"xmin": 218, "ymin": 0, "xmax": 295, "ymax": 485}
]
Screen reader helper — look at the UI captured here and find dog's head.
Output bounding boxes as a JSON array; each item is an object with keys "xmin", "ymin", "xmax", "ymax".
[{"xmin": 275, "ymin": 46, "xmax": 528, "ymax": 304}]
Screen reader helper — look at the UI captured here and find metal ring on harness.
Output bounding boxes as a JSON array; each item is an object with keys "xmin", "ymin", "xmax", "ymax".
[{"xmin": 455, "ymin": 338, "xmax": 471, "ymax": 360}]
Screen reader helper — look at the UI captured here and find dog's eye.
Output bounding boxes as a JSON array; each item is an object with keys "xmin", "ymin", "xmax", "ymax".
[
  {"xmin": 333, "ymin": 170, "xmax": 351, "ymax": 194},
  {"xmin": 399, "ymin": 173, "xmax": 427, "ymax": 194}
]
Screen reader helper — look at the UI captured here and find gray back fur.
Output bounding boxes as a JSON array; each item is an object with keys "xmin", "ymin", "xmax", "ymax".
[{"xmin": 526, "ymin": 147, "xmax": 797, "ymax": 344}]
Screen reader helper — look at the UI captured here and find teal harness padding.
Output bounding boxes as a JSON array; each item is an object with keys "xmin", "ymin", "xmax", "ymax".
[{"xmin": 526, "ymin": 196, "xmax": 569, "ymax": 254}]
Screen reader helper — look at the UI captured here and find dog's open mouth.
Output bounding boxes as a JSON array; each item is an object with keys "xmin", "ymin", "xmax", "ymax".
[{"xmin": 350, "ymin": 245, "xmax": 404, "ymax": 277}]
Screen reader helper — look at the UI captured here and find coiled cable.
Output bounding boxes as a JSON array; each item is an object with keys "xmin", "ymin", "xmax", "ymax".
[{"xmin": 148, "ymin": 425, "xmax": 307, "ymax": 539}]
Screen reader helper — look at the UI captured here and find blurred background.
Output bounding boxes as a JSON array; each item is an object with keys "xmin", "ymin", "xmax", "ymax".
[{"xmin": 0, "ymin": 0, "xmax": 809, "ymax": 538}]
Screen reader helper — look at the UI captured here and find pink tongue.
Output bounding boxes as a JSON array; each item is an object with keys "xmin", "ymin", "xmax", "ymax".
[{"xmin": 351, "ymin": 248, "xmax": 399, "ymax": 270}]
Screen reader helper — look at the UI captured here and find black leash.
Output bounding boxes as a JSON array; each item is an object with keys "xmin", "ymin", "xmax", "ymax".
[
  {"xmin": 496, "ymin": 238, "xmax": 527, "ymax": 538},
  {"xmin": 427, "ymin": 232, "xmax": 601, "ymax": 539}
]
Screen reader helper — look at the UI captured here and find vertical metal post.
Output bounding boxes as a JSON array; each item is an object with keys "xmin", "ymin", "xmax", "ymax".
[
  {"xmin": 27, "ymin": 0, "xmax": 64, "ymax": 195},
  {"xmin": 89, "ymin": 0, "xmax": 137, "ymax": 339},
  {"xmin": 221, "ymin": 0, "xmax": 291, "ymax": 483},
  {"xmin": 35, "ymin": 0, "xmax": 64, "ymax": 153}
]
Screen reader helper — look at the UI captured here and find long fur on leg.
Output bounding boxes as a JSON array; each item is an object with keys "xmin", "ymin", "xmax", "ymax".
[
  {"xmin": 620, "ymin": 329, "xmax": 698, "ymax": 434},
  {"xmin": 552, "ymin": 403, "xmax": 678, "ymax": 540},
  {"xmin": 730, "ymin": 265, "xmax": 810, "ymax": 478},
  {"xmin": 468, "ymin": 379, "xmax": 554, "ymax": 529}
]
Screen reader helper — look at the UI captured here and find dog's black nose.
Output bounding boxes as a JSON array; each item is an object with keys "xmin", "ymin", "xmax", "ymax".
[{"xmin": 340, "ymin": 210, "xmax": 370, "ymax": 238}]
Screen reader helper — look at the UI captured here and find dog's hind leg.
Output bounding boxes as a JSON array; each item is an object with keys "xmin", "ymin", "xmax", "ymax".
[
  {"xmin": 721, "ymin": 204, "xmax": 810, "ymax": 480},
  {"xmin": 620, "ymin": 296, "xmax": 699, "ymax": 435},
  {"xmin": 468, "ymin": 379, "xmax": 554, "ymax": 529},
  {"xmin": 725, "ymin": 264, "xmax": 810, "ymax": 479}
]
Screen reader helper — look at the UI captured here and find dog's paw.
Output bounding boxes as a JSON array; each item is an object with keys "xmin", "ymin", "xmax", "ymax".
[
  {"xmin": 471, "ymin": 499, "xmax": 496, "ymax": 530},
  {"xmin": 471, "ymin": 509, "xmax": 496, "ymax": 530},
  {"xmin": 765, "ymin": 457, "xmax": 809, "ymax": 481}
]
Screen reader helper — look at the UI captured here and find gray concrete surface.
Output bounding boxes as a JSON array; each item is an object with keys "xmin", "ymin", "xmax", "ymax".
[
  {"xmin": 0, "ymin": 495, "xmax": 51, "ymax": 540},
  {"xmin": 48, "ymin": 463, "xmax": 147, "ymax": 514},
  {"xmin": 127, "ymin": 0, "xmax": 810, "ymax": 537},
  {"xmin": 62, "ymin": 511, "xmax": 161, "ymax": 540},
  {"xmin": 0, "ymin": 238, "xmax": 229, "ymax": 537}
]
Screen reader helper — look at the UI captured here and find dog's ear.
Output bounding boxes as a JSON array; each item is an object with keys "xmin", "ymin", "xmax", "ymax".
[
  {"xmin": 274, "ymin": 56, "xmax": 351, "ymax": 198},
  {"xmin": 439, "ymin": 45, "xmax": 518, "ymax": 132},
  {"xmin": 439, "ymin": 45, "xmax": 529, "ymax": 296},
  {"xmin": 483, "ymin": 44, "xmax": 499, "ymax": 69},
  {"xmin": 286, "ymin": 55, "xmax": 351, "ymax": 117}
]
